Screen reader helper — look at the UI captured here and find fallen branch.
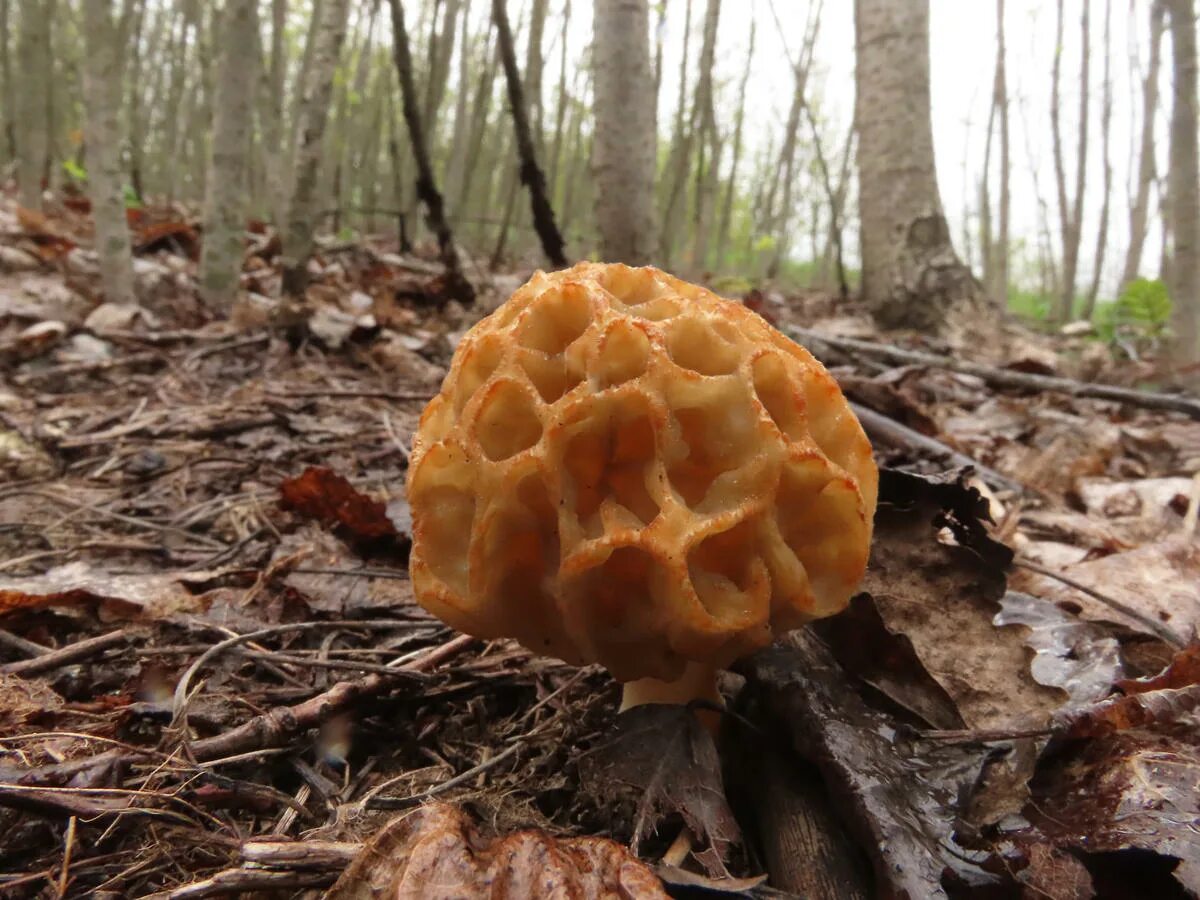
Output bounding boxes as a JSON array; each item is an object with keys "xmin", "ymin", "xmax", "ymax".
[
  {"xmin": 187, "ymin": 634, "xmax": 477, "ymax": 763},
  {"xmin": 12, "ymin": 351, "xmax": 163, "ymax": 385},
  {"xmin": 793, "ymin": 328, "xmax": 1200, "ymax": 420},
  {"xmin": 849, "ymin": 402, "xmax": 1025, "ymax": 494},
  {"xmin": 141, "ymin": 868, "xmax": 334, "ymax": 899},
  {"xmin": 1, "ymin": 629, "xmax": 130, "ymax": 676}
]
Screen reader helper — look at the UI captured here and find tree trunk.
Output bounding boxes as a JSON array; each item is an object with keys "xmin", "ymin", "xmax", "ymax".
[
  {"xmin": 548, "ymin": 0, "xmax": 571, "ymax": 192},
  {"xmin": 1050, "ymin": 0, "xmax": 1090, "ymax": 321},
  {"xmin": 280, "ymin": 0, "xmax": 350, "ymax": 297},
  {"xmin": 855, "ymin": 0, "xmax": 975, "ymax": 331},
  {"xmin": 443, "ymin": 0, "xmax": 474, "ymax": 218},
  {"xmin": 264, "ymin": 0, "xmax": 288, "ymax": 227},
  {"xmin": 491, "ymin": 0, "xmax": 567, "ymax": 267},
  {"xmin": 688, "ymin": 0, "xmax": 722, "ymax": 274},
  {"xmin": 592, "ymin": 0, "xmax": 657, "ymax": 265},
  {"xmin": 657, "ymin": 0, "xmax": 693, "ymax": 262},
  {"xmin": 16, "ymin": 0, "xmax": 50, "ymax": 209},
  {"xmin": 715, "ymin": 17, "xmax": 754, "ymax": 273},
  {"xmin": 995, "ymin": 0, "xmax": 1010, "ymax": 308},
  {"xmin": 1167, "ymin": 0, "xmax": 1199, "ymax": 365},
  {"xmin": 0, "ymin": 0, "xmax": 14, "ymax": 161},
  {"xmin": 1082, "ymin": 0, "xmax": 1113, "ymax": 318},
  {"xmin": 80, "ymin": 0, "xmax": 135, "ymax": 305},
  {"xmin": 199, "ymin": 0, "xmax": 258, "ymax": 311},
  {"xmin": 423, "ymin": 0, "xmax": 462, "ymax": 145},
  {"xmin": 387, "ymin": 0, "xmax": 473, "ymax": 303},
  {"xmin": 1122, "ymin": 1, "xmax": 1166, "ymax": 290},
  {"xmin": 523, "ymin": 0, "xmax": 549, "ymax": 153}
]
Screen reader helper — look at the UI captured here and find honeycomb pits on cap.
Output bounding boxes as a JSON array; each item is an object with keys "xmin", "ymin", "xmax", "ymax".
[{"xmin": 406, "ymin": 262, "xmax": 878, "ymax": 709}]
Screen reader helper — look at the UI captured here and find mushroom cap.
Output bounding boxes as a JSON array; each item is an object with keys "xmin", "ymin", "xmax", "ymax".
[{"xmin": 406, "ymin": 263, "xmax": 877, "ymax": 682}]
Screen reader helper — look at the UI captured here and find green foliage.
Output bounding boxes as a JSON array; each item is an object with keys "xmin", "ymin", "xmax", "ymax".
[
  {"xmin": 1095, "ymin": 278, "xmax": 1172, "ymax": 342},
  {"xmin": 1006, "ymin": 286, "xmax": 1053, "ymax": 321},
  {"xmin": 61, "ymin": 159, "xmax": 87, "ymax": 182},
  {"xmin": 123, "ymin": 185, "xmax": 143, "ymax": 209}
]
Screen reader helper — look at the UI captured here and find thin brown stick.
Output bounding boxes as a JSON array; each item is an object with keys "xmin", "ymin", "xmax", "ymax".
[
  {"xmin": 1014, "ymin": 558, "xmax": 1186, "ymax": 647},
  {"xmin": 793, "ymin": 328, "xmax": 1200, "ymax": 419},
  {"xmin": 12, "ymin": 352, "xmax": 163, "ymax": 385},
  {"xmin": 140, "ymin": 868, "xmax": 334, "ymax": 899},
  {"xmin": 1, "ymin": 630, "xmax": 130, "ymax": 676},
  {"xmin": 849, "ymin": 401, "xmax": 1026, "ymax": 494},
  {"xmin": 187, "ymin": 634, "xmax": 477, "ymax": 763}
]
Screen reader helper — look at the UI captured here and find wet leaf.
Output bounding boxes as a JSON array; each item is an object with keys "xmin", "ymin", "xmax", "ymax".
[
  {"xmin": 133, "ymin": 219, "xmax": 200, "ymax": 258},
  {"xmin": 737, "ymin": 631, "xmax": 1000, "ymax": 899},
  {"xmin": 579, "ymin": 704, "xmax": 741, "ymax": 876},
  {"xmin": 327, "ymin": 802, "xmax": 668, "ymax": 899},
  {"xmin": 1054, "ymin": 684, "xmax": 1200, "ymax": 739},
  {"xmin": 1025, "ymin": 727, "xmax": 1200, "ymax": 896},
  {"xmin": 994, "ymin": 591, "xmax": 1123, "ymax": 706},
  {"xmin": 279, "ymin": 466, "xmax": 399, "ymax": 546}
]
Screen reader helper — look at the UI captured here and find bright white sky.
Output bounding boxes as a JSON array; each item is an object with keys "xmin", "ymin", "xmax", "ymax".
[{"xmin": 556, "ymin": 0, "xmax": 1161, "ymax": 299}]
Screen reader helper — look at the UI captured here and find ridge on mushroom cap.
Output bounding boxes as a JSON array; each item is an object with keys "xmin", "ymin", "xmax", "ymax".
[{"xmin": 406, "ymin": 262, "xmax": 878, "ymax": 683}]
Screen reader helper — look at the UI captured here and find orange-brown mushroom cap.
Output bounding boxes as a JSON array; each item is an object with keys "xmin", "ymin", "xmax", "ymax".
[{"xmin": 406, "ymin": 263, "xmax": 877, "ymax": 683}]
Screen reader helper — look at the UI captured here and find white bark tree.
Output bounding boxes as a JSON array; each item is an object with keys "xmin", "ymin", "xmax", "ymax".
[
  {"xmin": 1122, "ymin": 1, "xmax": 1166, "ymax": 291},
  {"xmin": 281, "ymin": 0, "xmax": 351, "ymax": 297},
  {"xmin": 80, "ymin": 0, "xmax": 135, "ymax": 305},
  {"xmin": 199, "ymin": 0, "xmax": 259, "ymax": 311},
  {"xmin": 854, "ymin": 0, "xmax": 975, "ymax": 330},
  {"xmin": 592, "ymin": 0, "xmax": 657, "ymax": 264},
  {"xmin": 1166, "ymin": 0, "xmax": 1199, "ymax": 364}
]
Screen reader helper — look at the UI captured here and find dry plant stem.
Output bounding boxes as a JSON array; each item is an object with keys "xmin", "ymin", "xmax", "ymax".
[
  {"xmin": 619, "ymin": 662, "xmax": 722, "ymax": 711},
  {"xmin": 1014, "ymin": 558, "xmax": 1186, "ymax": 648},
  {"xmin": 792, "ymin": 327, "xmax": 1200, "ymax": 420},
  {"xmin": 1, "ymin": 630, "xmax": 129, "ymax": 676}
]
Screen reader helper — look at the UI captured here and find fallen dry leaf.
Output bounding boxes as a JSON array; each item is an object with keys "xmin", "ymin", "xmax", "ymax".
[
  {"xmin": 0, "ymin": 672, "xmax": 63, "ymax": 731},
  {"xmin": 579, "ymin": 704, "xmax": 740, "ymax": 877},
  {"xmin": 1013, "ymin": 536, "xmax": 1200, "ymax": 644},
  {"xmin": 279, "ymin": 466, "xmax": 399, "ymax": 546},
  {"xmin": 326, "ymin": 802, "xmax": 668, "ymax": 899},
  {"xmin": 1117, "ymin": 642, "xmax": 1200, "ymax": 694},
  {"xmin": 0, "ymin": 562, "xmax": 225, "ymax": 619}
]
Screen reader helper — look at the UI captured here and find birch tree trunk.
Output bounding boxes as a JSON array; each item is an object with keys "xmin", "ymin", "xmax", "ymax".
[
  {"xmin": 715, "ymin": 18, "xmax": 754, "ymax": 272},
  {"xmin": 280, "ymin": 0, "xmax": 350, "ymax": 297},
  {"xmin": 16, "ymin": 0, "xmax": 50, "ymax": 209},
  {"xmin": 1122, "ymin": 1, "xmax": 1166, "ymax": 290},
  {"xmin": 1083, "ymin": 0, "xmax": 1113, "ymax": 318},
  {"xmin": 592, "ymin": 0, "xmax": 657, "ymax": 265},
  {"xmin": 80, "ymin": 0, "xmax": 135, "ymax": 305},
  {"xmin": 199, "ymin": 0, "xmax": 258, "ymax": 310},
  {"xmin": 265, "ymin": 0, "xmax": 288, "ymax": 227},
  {"xmin": 387, "ymin": 0, "xmax": 473, "ymax": 303},
  {"xmin": 1166, "ymin": 0, "xmax": 1199, "ymax": 364},
  {"xmin": 492, "ymin": 0, "xmax": 566, "ymax": 267},
  {"xmin": 855, "ymin": 0, "xmax": 975, "ymax": 330}
]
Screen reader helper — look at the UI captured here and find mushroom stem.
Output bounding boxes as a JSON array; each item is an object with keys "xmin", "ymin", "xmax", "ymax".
[{"xmin": 619, "ymin": 661, "xmax": 722, "ymax": 712}]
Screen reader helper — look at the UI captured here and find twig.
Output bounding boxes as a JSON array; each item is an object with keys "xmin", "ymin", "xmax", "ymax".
[
  {"xmin": 12, "ymin": 352, "xmax": 163, "ymax": 385},
  {"xmin": 186, "ymin": 633, "xmax": 477, "ymax": 763},
  {"xmin": 269, "ymin": 388, "xmax": 435, "ymax": 402},
  {"xmin": 792, "ymin": 328, "xmax": 1200, "ymax": 419},
  {"xmin": 182, "ymin": 333, "xmax": 270, "ymax": 368},
  {"xmin": 239, "ymin": 838, "xmax": 359, "ymax": 869},
  {"xmin": 56, "ymin": 815, "xmax": 76, "ymax": 898},
  {"xmin": 1013, "ymin": 558, "xmax": 1186, "ymax": 648},
  {"xmin": 0, "ymin": 627, "xmax": 51, "ymax": 658},
  {"xmin": 1, "ymin": 630, "xmax": 130, "ymax": 676},
  {"xmin": 139, "ymin": 868, "xmax": 334, "ymax": 899},
  {"xmin": 849, "ymin": 401, "xmax": 1026, "ymax": 494}
]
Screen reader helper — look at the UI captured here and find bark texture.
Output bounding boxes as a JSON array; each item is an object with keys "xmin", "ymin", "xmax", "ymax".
[
  {"xmin": 592, "ymin": 0, "xmax": 657, "ymax": 265},
  {"xmin": 80, "ymin": 0, "xmax": 135, "ymax": 305},
  {"xmin": 16, "ymin": 0, "xmax": 50, "ymax": 209},
  {"xmin": 199, "ymin": 0, "xmax": 258, "ymax": 310},
  {"xmin": 492, "ymin": 0, "xmax": 567, "ymax": 267},
  {"xmin": 1122, "ymin": 1, "xmax": 1166, "ymax": 290},
  {"xmin": 854, "ymin": 0, "xmax": 973, "ymax": 330},
  {"xmin": 388, "ymin": 0, "xmax": 473, "ymax": 303},
  {"xmin": 1167, "ymin": 0, "xmax": 1199, "ymax": 363},
  {"xmin": 281, "ymin": 0, "xmax": 351, "ymax": 297}
]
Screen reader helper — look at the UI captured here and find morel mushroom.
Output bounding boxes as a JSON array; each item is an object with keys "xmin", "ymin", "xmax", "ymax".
[{"xmin": 407, "ymin": 263, "xmax": 877, "ymax": 711}]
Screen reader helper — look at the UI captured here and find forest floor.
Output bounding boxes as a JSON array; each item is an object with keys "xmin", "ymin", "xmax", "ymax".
[{"xmin": 0, "ymin": 194, "xmax": 1198, "ymax": 899}]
